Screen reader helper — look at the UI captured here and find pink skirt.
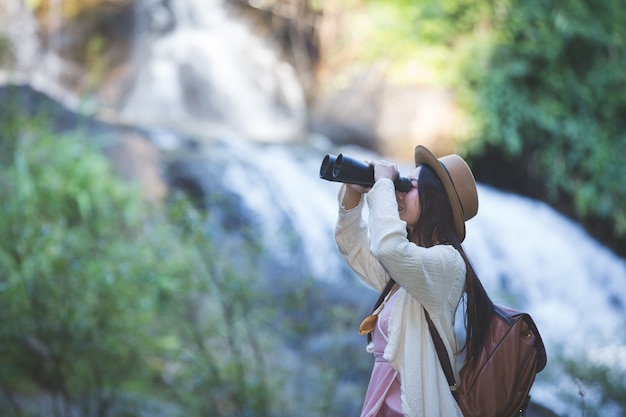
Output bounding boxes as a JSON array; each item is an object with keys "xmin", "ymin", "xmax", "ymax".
[{"xmin": 360, "ymin": 292, "xmax": 403, "ymax": 417}]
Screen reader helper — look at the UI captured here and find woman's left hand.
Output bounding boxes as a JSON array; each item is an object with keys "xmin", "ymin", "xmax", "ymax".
[{"xmin": 373, "ymin": 161, "xmax": 399, "ymax": 183}]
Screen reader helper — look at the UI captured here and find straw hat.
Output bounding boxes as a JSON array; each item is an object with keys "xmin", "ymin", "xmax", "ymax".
[{"xmin": 414, "ymin": 145, "xmax": 478, "ymax": 241}]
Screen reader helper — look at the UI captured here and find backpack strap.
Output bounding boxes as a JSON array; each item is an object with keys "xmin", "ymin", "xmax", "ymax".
[{"xmin": 424, "ymin": 308, "xmax": 459, "ymax": 399}]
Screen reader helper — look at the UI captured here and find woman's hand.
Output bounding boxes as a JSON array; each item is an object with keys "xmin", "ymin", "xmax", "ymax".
[
  {"xmin": 373, "ymin": 160, "xmax": 399, "ymax": 182},
  {"xmin": 340, "ymin": 160, "xmax": 399, "ymax": 209}
]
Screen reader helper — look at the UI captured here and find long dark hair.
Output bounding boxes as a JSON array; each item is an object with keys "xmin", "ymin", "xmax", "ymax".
[{"xmin": 369, "ymin": 164, "xmax": 493, "ymax": 368}]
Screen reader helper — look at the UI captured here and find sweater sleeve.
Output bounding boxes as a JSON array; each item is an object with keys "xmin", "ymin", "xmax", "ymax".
[
  {"xmin": 334, "ymin": 184, "xmax": 390, "ymax": 292},
  {"xmin": 366, "ymin": 179, "xmax": 465, "ymax": 314}
]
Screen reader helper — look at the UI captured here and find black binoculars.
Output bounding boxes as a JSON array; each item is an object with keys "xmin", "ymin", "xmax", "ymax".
[{"xmin": 319, "ymin": 154, "xmax": 412, "ymax": 192}]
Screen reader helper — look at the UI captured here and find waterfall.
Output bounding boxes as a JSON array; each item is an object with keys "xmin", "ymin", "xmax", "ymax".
[
  {"xmin": 0, "ymin": 0, "xmax": 40, "ymax": 81},
  {"xmin": 121, "ymin": 0, "xmax": 306, "ymax": 142}
]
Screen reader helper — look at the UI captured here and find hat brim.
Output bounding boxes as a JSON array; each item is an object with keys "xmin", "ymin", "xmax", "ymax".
[{"xmin": 414, "ymin": 145, "xmax": 466, "ymax": 241}]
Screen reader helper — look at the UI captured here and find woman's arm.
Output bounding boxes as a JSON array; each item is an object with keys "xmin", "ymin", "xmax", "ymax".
[{"xmin": 335, "ymin": 184, "xmax": 390, "ymax": 292}]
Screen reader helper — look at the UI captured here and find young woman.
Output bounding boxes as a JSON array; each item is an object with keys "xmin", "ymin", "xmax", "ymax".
[{"xmin": 334, "ymin": 145, "xmax": 494, "ymax": 417}]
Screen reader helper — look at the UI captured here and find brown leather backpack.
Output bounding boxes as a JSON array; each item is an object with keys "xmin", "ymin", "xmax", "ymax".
[{"xmin": 426, "ymin": 305, "xmax": 547, "ymax": 417}]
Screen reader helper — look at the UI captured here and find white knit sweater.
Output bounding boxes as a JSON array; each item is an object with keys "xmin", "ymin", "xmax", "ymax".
[{"xmin": 335, "ymin": 179, "xmax": 465, "ymax": 417}]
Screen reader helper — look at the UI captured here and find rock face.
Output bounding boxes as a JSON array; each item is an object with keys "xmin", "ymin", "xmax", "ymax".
[
  {"xmin": 309, "ymin": 67, "xmax": 462, "ymax": 160},
  {"xmin": 0, "ymin": 85, "xmax": 167, "ymax": 203},
  {"xmin": 0, "ymin": 0, "xmax": 136, "ymax": 103}
]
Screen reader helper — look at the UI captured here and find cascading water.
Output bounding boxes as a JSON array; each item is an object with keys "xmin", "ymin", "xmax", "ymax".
[
  {"xmin": 0, "ymin": 0, "xmax": 40, "ymax": 82},
  {"xmin": 121, "ymin": 0, "xmax": 307, "ymax": 142}
]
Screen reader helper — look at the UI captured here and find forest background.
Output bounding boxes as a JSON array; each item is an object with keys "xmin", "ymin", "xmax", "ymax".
[{"xmin": 1, "ymin": 0, "xmax": 625, "ymax": 416}]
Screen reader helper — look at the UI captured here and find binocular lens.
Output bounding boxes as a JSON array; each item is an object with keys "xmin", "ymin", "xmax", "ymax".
[
  {"xmin": 332, "ymin": 154, "xmax": 374, "ymax": 186},
  {"xmin": 319, "ymin": 154, "xmax": 336, "ymax": 181},
  {"xmin": 319, "ymin": 153, "xmax": 412, "ymax": 193}
]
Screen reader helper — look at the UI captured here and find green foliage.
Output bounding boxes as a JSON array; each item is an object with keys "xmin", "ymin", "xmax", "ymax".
[
  {"xmin": 155, "ymin": 194, "xmax": 277, "ymax": 417},
  {"xmin": 273, "ymin": 276, "xmax": 372, "ymax": 416},
  {"xmin": 0, "ymin": 107, "xmax": 180, "ymax": 415},
  {"xmin": 0, "ymin": 95, "xmax": 281, "ymax": 417},
  {"xmin": 0, "ymin": 35, "xmax": 11, "ymax": 68},
  {"xmin": 361, "ymin": 0, "xmax": 491, "ymax": 84},
  {"xmin": 561, "ymin": 354, "xmax": 626, "ymax": 417},
  {"xmin": 463, "ymin": 0, "xmax": 626, "ymax": 238},
  {"xmin": 367, "ymin": 0, "xmax": 486, "ymax": 44},
  {"xmin": 0, "ymin": 89, "xmax": 365, "ymax": 416}
]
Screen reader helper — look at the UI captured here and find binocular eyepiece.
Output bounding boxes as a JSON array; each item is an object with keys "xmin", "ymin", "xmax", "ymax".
[{"xmin": 319, "ymin": 154, "xmax": 412, "ymax": 192}]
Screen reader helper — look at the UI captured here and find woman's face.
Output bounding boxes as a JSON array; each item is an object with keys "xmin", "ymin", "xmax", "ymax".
[{"xmin": 396, "ymin": 166, "xmax": 421, "ymax": 232}]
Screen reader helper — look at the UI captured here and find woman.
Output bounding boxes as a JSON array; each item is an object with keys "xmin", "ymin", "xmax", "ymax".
[{"xmin": 335, "ymin": 145, "xmax": 494, "ymax": 417}]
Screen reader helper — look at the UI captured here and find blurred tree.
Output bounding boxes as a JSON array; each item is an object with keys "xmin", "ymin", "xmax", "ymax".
[
  {"xmin": 328, "ymin": 0, "xmax": 490, "ymax": 86},
  {"xmin": 0, "ymin": 111, "xmax": 162, "ymax": 415},
  {"xmin": 0, "ymin": 85, "xmax": 360, "ymax": 417},
  {"xmin": 0, "ymin": 88, "xmax": 276, "ymax": 417},
  {"xmin": 562, "ymin": 351, "xmax": 626, "ymax": 417},
  {"xmin": 462, "ymin": 0, "xmax": 626, "ymax": 251}
]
